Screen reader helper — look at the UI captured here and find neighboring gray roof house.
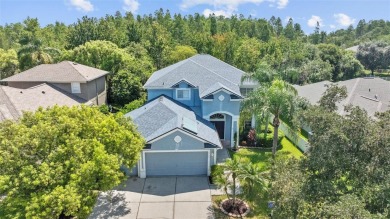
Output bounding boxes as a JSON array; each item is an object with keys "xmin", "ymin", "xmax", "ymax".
[
  {"xmin": 294, "ymin": 77, "xmax": 390, "ymax": 117},
  {"xmin": 0, "ymin": 61, "xmax": 109, "ymax": 122},
  {"xmin": 2, "ymin": 61, "xmax": 108, "ymax": 83},
  {"xmin": 0, "ymin": 83, "xmax": 86, "ymax": 121},
  {"xmin": 126, "ymin": 95, "xmax": 222, "ymax": 148},
  {"xmin": 144, "ymin": 54, "xmax": 244, "ymax": 99}
]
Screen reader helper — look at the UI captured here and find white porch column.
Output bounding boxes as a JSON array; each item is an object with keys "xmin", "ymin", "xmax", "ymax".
[
  {"xmin": 236, "ymin": 118, "xmax": 239, "ymax": 148},
  {"xmin": 232, "ymin": 116, "xmax": 239, "ymax": 148},
  {"xmin": 139, "ymin": 151, "xmax": 146, "ymax": 178},
  {"xmin": 251, "ymin": 113, "xmax": 256, "ymax": 128}
]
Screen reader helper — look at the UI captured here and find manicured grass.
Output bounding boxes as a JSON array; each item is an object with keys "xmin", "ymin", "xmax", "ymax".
[
  {"xmin": 230, "ymin": 137, "xmax": 303, "ymax": 170},
  {"xmin": 216, "ymin": 137, "xmax": 303, "ymax": 218}
]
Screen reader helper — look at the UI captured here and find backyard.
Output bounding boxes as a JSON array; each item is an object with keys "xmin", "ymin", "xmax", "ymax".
[{"xmin": 212, "ymin": 135, "xmax": 303, "ymax": 218}]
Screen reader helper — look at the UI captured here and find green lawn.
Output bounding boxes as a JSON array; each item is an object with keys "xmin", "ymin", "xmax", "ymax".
[{"xmin": 213, "ymin": 137, "xmax": 303, "ymax": 218}]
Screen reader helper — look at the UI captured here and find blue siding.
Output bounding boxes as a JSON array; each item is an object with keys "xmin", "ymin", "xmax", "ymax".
[
  {"xmin": 202, "ymin": 91, "xmax": 241, "ymax": 118},
  {"xmin": 151, "ymin": 131, "xmax": 204, "ymax": 150},
  {"xmin": 147, "ymin": 89, "xmax": 173, "ymax": 101}
]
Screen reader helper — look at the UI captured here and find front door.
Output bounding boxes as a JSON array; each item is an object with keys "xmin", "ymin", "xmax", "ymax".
[{"xmin": 211, "ymin": 121, "xmax": 225, "ymax": 140}]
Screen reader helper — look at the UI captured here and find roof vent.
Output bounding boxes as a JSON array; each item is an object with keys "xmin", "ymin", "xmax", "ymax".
[
  {"xmin": 20, "ymin": 91, "xmax": 23, "ymax": 94},
  {"xmin": 324, "ymin": 83, "xmax": 328, "ymax": 87},
  {"xmin": 72, "ymin": 62, "xmax": 78, "ymax": 65},
  {"xmin": 159, "ymin": 96, "xmax": 164, "ymax": 102},
  {"xmin": 42, "ymin": 91, "xmax": 45, "ymax": 94}
]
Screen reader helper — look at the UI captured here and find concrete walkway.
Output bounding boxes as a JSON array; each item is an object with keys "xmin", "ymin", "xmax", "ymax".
[
  {"xmin": 89, "ymin": 176, "xmax": 215, "ymax": 219},
  {"xmin": 216, "ymin": 147, "xmax": 230, "ymax": 164}
]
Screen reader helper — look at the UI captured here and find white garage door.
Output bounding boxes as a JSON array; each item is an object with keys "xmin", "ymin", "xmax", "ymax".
[{"xmin": 145, "ymin": 151, "xmax": 208, "ymax": 176}]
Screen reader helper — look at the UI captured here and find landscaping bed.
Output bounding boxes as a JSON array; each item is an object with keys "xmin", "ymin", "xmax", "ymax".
[
  {"xmin": 211, "ymin": 140, "xmax": 303, "ymax": 218},
  {"xmin": 220, "ymin": 198, "xmax": 250, "ymax": 217}
]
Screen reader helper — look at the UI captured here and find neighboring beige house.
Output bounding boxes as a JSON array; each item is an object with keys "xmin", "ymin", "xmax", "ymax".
[{"xmin": 0, "ymin": 61, "xmax": 109, "ymax": 122}]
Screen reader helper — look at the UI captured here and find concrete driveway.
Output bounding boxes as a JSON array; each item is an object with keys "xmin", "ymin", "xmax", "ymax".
[{"xmin": 89, "ymin": 176, "xmax": 214, "ymax": 219}]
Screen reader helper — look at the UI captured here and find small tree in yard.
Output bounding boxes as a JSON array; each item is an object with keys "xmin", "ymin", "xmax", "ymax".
[
  {"xmin": 0, "ymin": 105, "xmax": 145, "ymax": 219},
  {"xmin": 214, "ymin": 158, "xmax": 265, "ymax": 215}
]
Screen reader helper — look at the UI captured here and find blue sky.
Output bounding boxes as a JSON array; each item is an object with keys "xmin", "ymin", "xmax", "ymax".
[{"xmin": 0, "ymin": 0, "xmax": 389, "ymax": 33}]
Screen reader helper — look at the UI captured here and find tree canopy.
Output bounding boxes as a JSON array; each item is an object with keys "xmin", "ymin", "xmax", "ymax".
[{"xmin": 0, "ymin": 106, "xmax": 144, "ymax": 218}]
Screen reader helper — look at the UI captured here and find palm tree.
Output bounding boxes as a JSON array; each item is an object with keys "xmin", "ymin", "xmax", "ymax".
[
  {"xmin": 241, "ymin": 63, "xmax": 277, "ymax": 143},
  {"xmin": 243, "ymin": 79, "xmax": 297, "ymax": 159},
  {"xmin": 18, "ymin": 39, "xmax": 61, "ymax": 70},
  {"xmin": 224, "ymin": 158, "xmax": 242, "ymax": 206},
  {"xmin": 240, "ymin": 163, "xmax": 266, "ymax": 196}
]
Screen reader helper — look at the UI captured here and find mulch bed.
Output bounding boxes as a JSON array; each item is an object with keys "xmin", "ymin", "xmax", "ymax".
[{"xmin": 220, "ymin": 198, "xmax": 250, "ymax": 217}]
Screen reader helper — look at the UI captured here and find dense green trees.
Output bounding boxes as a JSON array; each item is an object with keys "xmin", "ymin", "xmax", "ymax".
[
  {"xmin": 356, "ymin": 41, "xmax": 390, "ymax": 75},
  {"xmin": 0, "ymin": 10, "xmax": 388, "ymax": 107},
  {"xmin": 271, "ymin": 93, "xmax": 390, "ymax": 218},
  {"xmin": 64, "ymin": 40, "xmax": 154, "ymax": 106},
  {"xmin": 0, "ymin": 48, "xmax": 18, "ymax": 79},
  {"xmin": 0, "ymin": 106, "xmax": 144, "ymax": 218}
]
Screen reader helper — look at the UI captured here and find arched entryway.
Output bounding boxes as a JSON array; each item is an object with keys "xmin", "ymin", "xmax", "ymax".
[{"xmin": 210, "ymin": 113, "xmax": 225, "ymax": 140}]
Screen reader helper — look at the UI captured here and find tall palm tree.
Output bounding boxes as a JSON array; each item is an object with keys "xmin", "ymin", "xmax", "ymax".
[
  {"xmin": 241, "ymin": 63, "xmax": 277, "ymax": 141},
  {"xmin": 243, "ymin": 79, "xmax": 297, "ymax": 158}
]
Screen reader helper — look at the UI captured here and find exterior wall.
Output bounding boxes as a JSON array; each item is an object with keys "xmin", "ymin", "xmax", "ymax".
[
  {"xmin": 146, "ymin": 83, "xmax": 201, "ymax": 109},
  {"xmin": 86, "ymin": 77, "xmax": 106, "ymax": 105},
  {"xmin": 151, "ymin": 131, "xmax": 204, "ymax": 150},
  {"xmin": 201, "ymin": 90, "xmax": 241, "ymax": 118},
  {"xmin": 7, "ymin": 82, "xmax": 42, "ymax": 89},
  {"xmin": 147, "ymin": 89, "xmax": 173, "ymax": 100},
  {"xmin": 51, "ymin": 77, "xmax": 106, "ymax": 105},
  {"xmin": 51, "ymin": 82, "xmax": 88, "ymax": 100}
]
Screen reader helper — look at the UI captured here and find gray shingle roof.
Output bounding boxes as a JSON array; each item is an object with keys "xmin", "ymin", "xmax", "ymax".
[
  {"xmin": 0, "ymin": 84, "xmax": 88, "ymax": 122},
  {"xmin": 1, "ymin": 61, "xmax": 109, "ymax": 83},
  {"xmin": 125, "ymin": 95, "xmax": 222, "ymax": 148},
  {"xmin": 294, "ymin": 78, "xmax": 390, "ymax": 117},
  {"xmin": 144, "ymin": 54, "xmax": 244, "ymax": 98}
]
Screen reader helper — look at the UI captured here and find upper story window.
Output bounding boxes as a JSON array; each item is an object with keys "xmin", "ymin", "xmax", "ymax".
[
  {"xmin": 240, "ymin": 88, "xmax": 254, "ymax": 97},
  {"xmin": 176, "ymin": 88, "xmax": 191, "ymax": 100},
  {"xmin": 71, "ymin": 82, "xmax": 81, "ymax": 94}
]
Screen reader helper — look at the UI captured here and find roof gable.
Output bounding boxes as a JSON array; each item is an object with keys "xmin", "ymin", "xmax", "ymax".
[
  {"xmin": 144, "ymin": 54, "xmax": 244, "ymax": 98},
  {"xmin": 125, "ymin": 95, "xmax": 222, "ymax": 147}
]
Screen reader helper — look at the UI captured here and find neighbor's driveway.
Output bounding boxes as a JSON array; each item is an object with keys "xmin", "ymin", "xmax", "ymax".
[{"xmin": 89, "ymin": 176, "xmax": 214, "ymax": 219}]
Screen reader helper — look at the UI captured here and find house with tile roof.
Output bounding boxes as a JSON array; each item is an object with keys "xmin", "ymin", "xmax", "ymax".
[
  {"xmin": 125, "ymin": 54, "xmax": 245, "ymax": 178},
  {"xmin": 0, "ymin": 61, "xmax": 109, "ymax": 122}
]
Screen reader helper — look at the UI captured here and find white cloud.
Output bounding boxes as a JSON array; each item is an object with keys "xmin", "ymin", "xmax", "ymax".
[
  {"xmin": 334, "ymin": 13, "xmax": 355, "ymax": 27},
  {"xmin": 277, "ymin": 0, "xmax": 288, "ymax": 9},
  {"xmin": 69, "ymin": 0, "xmax": 94, "ymax": 12},
  {"xmin": 330, "ymin": 24, "xmax": 336, "ymax": 29},
  {"xmin": 203, "ymin": 8, "xmax": 232, "ymax": 17},
  {"xmin": 181, "ymin": 0, "xmax": 288, "ymax": 14},
  {"xmin": 123, "ymin": 0, "xmax": 139, "ymax": 13},
  {"xmin": 307, "ymin": 15, "xmax": 323, "ymax": 27}
]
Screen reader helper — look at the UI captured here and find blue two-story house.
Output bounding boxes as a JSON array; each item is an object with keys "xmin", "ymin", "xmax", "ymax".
[{"xmin": 126, "ymin": 54, "xmax": 245, "ymax": 178}]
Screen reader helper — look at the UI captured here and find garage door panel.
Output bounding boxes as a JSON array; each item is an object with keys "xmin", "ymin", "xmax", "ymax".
[{"xmin": 145, "ymin": 151, "xmax": 208, "ymax": 176}]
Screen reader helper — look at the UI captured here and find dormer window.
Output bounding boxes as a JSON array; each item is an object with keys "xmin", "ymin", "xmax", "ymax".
[
  {"xmin": 176, "ymin": 88, "xmax": 191, "ymax": 100},
  {"xmin": 71, "ymin": 82, "xmax": 81, "ymax": 93}
]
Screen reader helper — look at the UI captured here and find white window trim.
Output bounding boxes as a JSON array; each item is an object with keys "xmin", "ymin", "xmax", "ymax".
[
  {"xmin": 71, "ymin": 82, "xmax": 81, "ymax": 94},
  {"xmin": 176, "ymin": 88, "xmax": 191, "ymax": 100}
]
